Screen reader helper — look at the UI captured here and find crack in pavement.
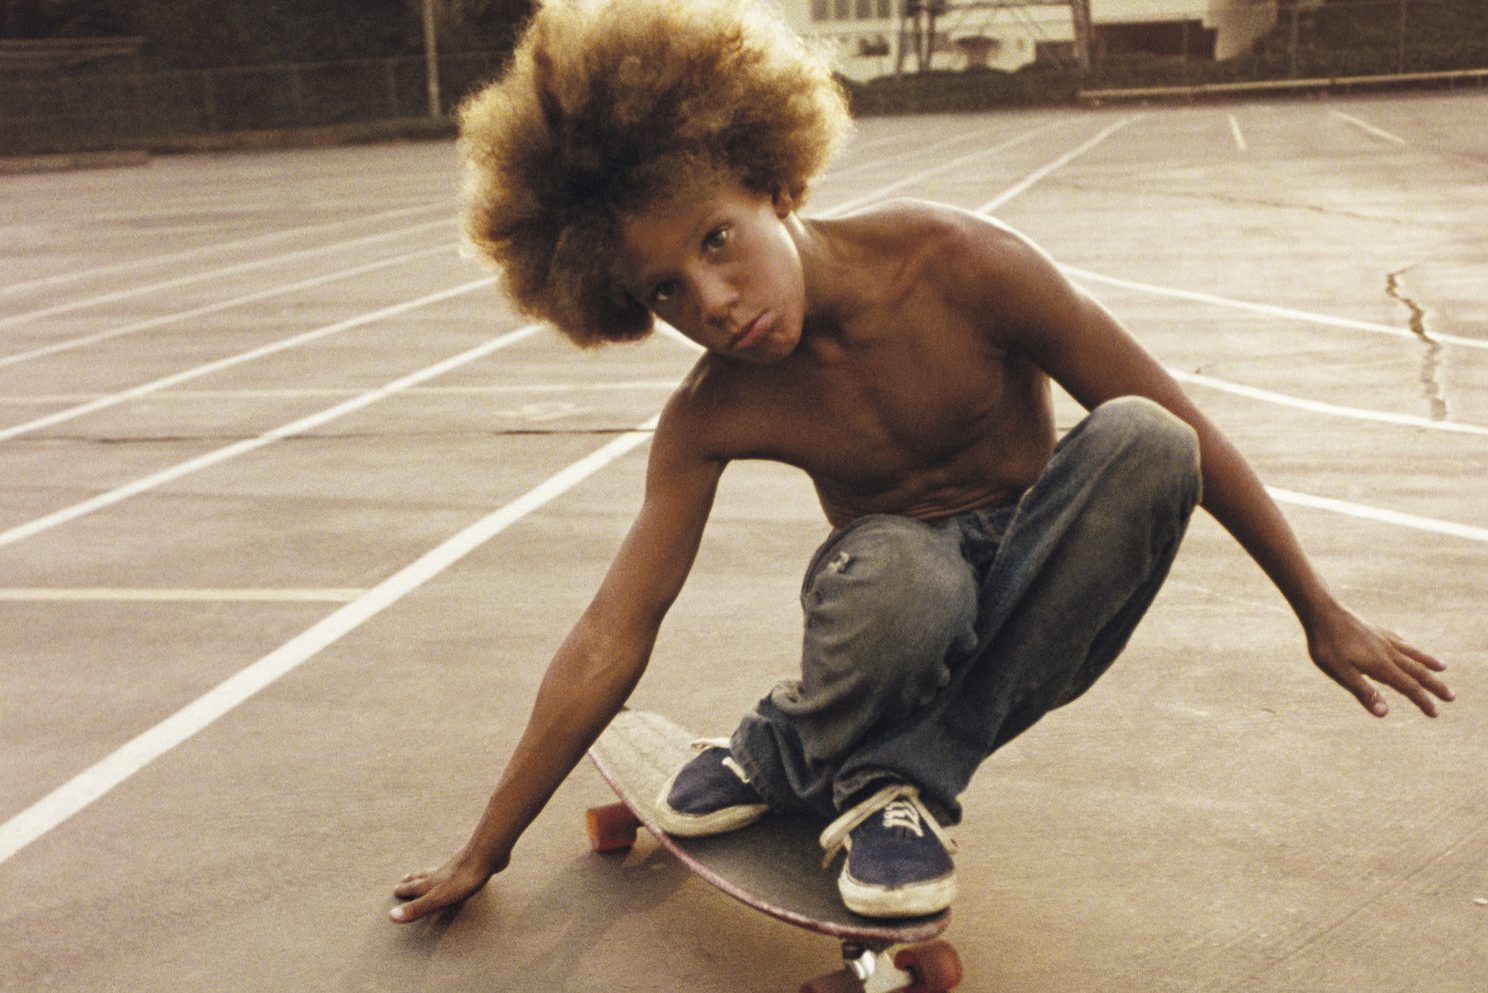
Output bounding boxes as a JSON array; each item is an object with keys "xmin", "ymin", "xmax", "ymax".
[{"xmin": 1385, "ymin": 266, "xmax": 1449, "ymax": 422}]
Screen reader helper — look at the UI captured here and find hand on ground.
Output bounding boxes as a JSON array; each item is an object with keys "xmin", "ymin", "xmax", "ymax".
[
  {"xmin": 1308, "ymin": 604, "xmax": 1453, "ymax": 718},
  {"xmin": 389, "ymin": 856, "xmax": 494, "ymax": 923}
]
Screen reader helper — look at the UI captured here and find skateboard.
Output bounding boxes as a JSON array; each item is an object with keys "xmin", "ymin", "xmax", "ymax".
[{"xmin": 586, "ymin": 708, "xmax": 963, "ymax": 993}]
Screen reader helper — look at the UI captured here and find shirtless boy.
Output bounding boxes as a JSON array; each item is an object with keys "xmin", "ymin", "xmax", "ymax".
[{"xmin": 391, "ymin": 0, "xmax": 1451, "ymax": 923}]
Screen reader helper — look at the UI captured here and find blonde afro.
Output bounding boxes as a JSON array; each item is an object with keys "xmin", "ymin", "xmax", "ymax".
[{"xmin": 457, "ymin": 0, "xmax": 852, "ymax": 347}]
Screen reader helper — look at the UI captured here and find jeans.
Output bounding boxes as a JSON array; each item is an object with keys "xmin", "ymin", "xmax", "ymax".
[{"xmin": 729, "ymin": 397, "xmax": 1203, "ymax": 825}]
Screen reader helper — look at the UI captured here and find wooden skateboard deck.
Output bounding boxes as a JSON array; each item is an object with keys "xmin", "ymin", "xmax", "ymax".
[{"xmin": 586, "ymin": 709, "xmax": 961, "ymax": 992}]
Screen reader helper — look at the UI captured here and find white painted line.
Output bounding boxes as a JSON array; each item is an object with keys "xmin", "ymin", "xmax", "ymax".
[
  {"xmin": 0, "ymin": 217, "xmax": 454, "ymax": 332},
  {"xmin": 0, "ymin": 381, "xmax": 683, "ymax": 405},
  {"xmin": 1269, "ymin": 487, "xmax": 1488, "ymax": 543},
  {"xmin": 0, "ymin": 588, "xmax": 366, "ymax": 603},
  {"xmin": 1228, "ymin": 113, "xmax": 1249, "ymax": 152},
  {"xmin": 0, "ymin": 276, "xmax": 496, "ymax": 444},
  {"xmin": 1065, "ymin": 265, "xmax": 1488, "ymax": 352},
  {"xmin": 1171, "ymin": 370, "xmax": 1488, "ymax": 437},
  {"xmin": 0, "ymin": 242, "xmax": 455, "ymax": 370},
  {"xmin": 824, "ymin": 119, "xmax": 1064, "ymax": 217},
  {"xmin": 827, "ymin": 124, "xmax": 1013, "ymax": 181},
  {"xmin": 0, "ymin": 202, "xmax": 447, "ymax": 299},
  {"xmin": 0, "ymin": 121, "xmax": 1122, "ymax": 860},
  {"xmin": 7, "ymin": 116, "xmax": 1475, "ymax": 873},
  {"xmin": 975, "ymin": 115, "xmax": 1139, "ymax": 214},
  {"xmin": 0, "ymin": 315, "xmax": 533, "ymax": 549},
  {"xmin": 1330, "ymin": 110, "xmax": 1407, "ymax": 146},
  {"xmin": 0, "ymin": 416, "xmax": 657, "ymax": 865}
]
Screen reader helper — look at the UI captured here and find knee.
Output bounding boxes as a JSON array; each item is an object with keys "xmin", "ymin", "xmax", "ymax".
[{"xmin": 1086, "ymin": 397, "xmax": 1202, "ymax": 509}]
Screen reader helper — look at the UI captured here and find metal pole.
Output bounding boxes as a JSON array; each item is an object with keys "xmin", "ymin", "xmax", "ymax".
[
  {"xmin": 895, "ymin": 0, "xmax": 908, "ymax": 77},
  {"xmin": 422, "ymin": 0, "xmax": 441, "ymax": 117},
  {"xmin": 1397, "ymin": 0, "xmax": 1408, "ymax": 74},
  {"xmin": 1288, "ymin": 4, "xmax": 1299, "ymax": 78},
  {"xmin": 1070, "ymin": 0, "xmax": 1092, "ymax": 76}
]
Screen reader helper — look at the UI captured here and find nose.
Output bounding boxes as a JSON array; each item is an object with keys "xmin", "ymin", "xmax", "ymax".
[{"xmin": 694, "ymin": 270, "xmax": 738, "ymax": 328}]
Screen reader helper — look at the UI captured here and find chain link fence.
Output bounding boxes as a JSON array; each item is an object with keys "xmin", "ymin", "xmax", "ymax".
[
  {"xmin": 1, "ymin": 50, "xmax": 508, "ymax": 156},
  {"xmin": 3, "ymin": 0, "xmax": 1486, "ymax": 156},
  {"xmin": 1082, "ymin": 0, "xmax": 1488, "ymax": 94}
]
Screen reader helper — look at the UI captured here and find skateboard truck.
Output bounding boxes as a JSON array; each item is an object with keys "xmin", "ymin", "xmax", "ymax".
[
  {"xmin": 844, "ymin": 943, "xmax": 880, "ymax": 981},
  {"xmin": 805, "ymin": 939, "xmax": 962, "ymax": 993}
]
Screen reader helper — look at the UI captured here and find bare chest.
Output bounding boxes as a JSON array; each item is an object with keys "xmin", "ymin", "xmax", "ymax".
[{"xmin": 726, "ymin": 325, "xmax": 1056, "ymax": 523}]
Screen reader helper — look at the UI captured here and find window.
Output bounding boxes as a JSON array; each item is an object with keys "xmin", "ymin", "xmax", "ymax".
[
  {"xmin": 834, "ymin": 0, "xmax": 850, "ymax": 20},
  {"xmin": 812, "ymin": 0, "xmax": 830, "ymax": 20},
  {"xmin": 856, "ymin": 0, "xmax": 872, "ymax": 18},
  {"xmin": 877, "ymin": 0, "xmax": 893, "ymax": 18}
]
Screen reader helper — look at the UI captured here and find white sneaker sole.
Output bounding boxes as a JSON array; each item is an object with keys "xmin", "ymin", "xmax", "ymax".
[
  {"xmin": 652, "ymin": 770, "xmax": 769, "ymax": 837},
  {"xmin": 838, "ymin": 868, "xmax": 957, "ymax": 918}
]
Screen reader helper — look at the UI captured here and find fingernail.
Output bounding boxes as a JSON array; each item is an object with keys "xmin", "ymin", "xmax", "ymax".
[{"xmin": 389, "ymin": 906, "xmax": 405, "ymax": 921}]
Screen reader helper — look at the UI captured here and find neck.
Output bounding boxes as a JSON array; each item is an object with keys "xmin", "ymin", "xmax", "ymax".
[{"xmin": 788, "ymin": 214, "xmax": 870, "ymax": 349}]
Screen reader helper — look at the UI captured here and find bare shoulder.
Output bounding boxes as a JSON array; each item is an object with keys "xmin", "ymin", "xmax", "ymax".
[
  {"xmin": 843, "ymin": 198, "xmax": 1032, "ymax": 253},
  {"xmin": 651, "ymin": 355, "xmax": 746, "ymax": 466},
  {"xmin": 844, "ymin": 200, "xmax": 1058, "ymax": 294},
  {"xmin": 838, "ymin": 199, "xmax": 1073, "ymax": 336}
]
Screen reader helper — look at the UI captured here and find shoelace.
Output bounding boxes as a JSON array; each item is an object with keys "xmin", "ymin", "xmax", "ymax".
[
  {"xmin": 818, "ymin": 783, "xmax": 957, "ymax": 869},
  {"xmin": 688, "ymin": 737, "xmax": 753, "ymax": 784},
  {"xmin": 879, "ymin": 799, "xmax": 925, "ymax": 837}
]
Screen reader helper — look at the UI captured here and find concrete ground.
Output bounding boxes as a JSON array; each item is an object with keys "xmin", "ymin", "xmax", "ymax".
[{"xmin": 1, "ymin": 91, "xmax": 1484, "ymax": 992}]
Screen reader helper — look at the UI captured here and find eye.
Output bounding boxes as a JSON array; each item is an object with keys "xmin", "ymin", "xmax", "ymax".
[
  {"xmin": 703, "ymin": 226, "xmax": 730, "ymax": 252},
  {"xmin": 650, "ymin": 279, "xmax": 679, "ymax": 307}
]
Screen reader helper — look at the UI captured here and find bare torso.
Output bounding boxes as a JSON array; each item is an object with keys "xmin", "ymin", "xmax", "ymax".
[{"xmin": 672, "ymin": 202, "xmax": 1056, "ymax": 526}]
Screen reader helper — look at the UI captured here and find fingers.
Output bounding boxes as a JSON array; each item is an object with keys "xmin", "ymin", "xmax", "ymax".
[
  {"xmin": 389, "ymin": 863, "xmax": 492, "ymax": 923},
  {"xmin": 389, "ymin": 894, "xmax": 436, "ymax": 924},
  {"xmin": 1343, "ymin": 640, "xmax": 1454, "ymax": 719},
  {"xmin": 390, "ymin": 870, "xmax": 457, "ymax": 923},
  {"xmin": 1345, "ymin": 676, "xmax": 1391, "ymax": 718},
  {"xmin": 392, "ymin": 871, "xmax": 433, "ymax": 901},
  {"xmin": 1379, "ymin": 634, "xmax": 1455, "ymax": 717},
  {"xmin": 1378, "ymin": 628, "xmax": 1449, "ymax": 673}
]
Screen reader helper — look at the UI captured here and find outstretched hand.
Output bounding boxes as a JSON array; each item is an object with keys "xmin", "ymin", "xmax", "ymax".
[
  {"xmin": 389, "ymin": 853, "xmax": 498, "ymax": 924},
  {"xmin": 1307, "ymin": 602, "xmax": 1453, "ymax": 718}
]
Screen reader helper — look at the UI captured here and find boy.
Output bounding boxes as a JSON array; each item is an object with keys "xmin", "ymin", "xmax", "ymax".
[{"xmin": 391, "ymin": 0, "xmax": 1451, "ymax": 923}]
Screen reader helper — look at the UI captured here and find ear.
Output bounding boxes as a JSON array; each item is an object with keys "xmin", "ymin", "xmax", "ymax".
[{"xmin": 771, "ymin": 187, "xmax": 796, "ymax": 218}]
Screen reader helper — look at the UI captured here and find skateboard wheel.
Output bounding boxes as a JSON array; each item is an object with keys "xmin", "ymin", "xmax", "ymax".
[
  {"xmin": 798, "ymin": 969, "xmax": 865, "ymax": 993},
  {"xmin": 585, "ymin": 802, "xmax": 640, "ymax": 853},
  {"xmin": 894, "ymin": 940, "xmax": 963, "ymax": 993}
]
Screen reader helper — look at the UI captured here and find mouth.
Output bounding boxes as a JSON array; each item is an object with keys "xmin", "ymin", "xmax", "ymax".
[{"xmin": 731, "ymin": 312, "xmax": 772, "ymax": 352}]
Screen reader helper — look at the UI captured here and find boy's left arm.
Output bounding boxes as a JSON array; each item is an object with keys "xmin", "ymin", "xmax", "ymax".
[{"xmin": 979, "ymin": 222, "xmax": 1453, "ymax": 718}]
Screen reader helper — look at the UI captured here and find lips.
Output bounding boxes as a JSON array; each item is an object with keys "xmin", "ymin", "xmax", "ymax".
[{"xmin": 731, "ymin": 312, "xmax": 771, "ymax": 352}]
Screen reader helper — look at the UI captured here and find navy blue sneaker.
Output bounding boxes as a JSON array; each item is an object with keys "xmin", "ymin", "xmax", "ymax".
[
  {"xmin": 820, "ymin": 784, "xmax": 957, "ymax": 918},
  {"xmin": 655, "ymin": 740, "xmax": 769, "ymax": 836}
]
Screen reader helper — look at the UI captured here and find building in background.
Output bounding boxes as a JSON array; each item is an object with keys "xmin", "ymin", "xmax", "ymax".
[{"xmin": 770, "ymin": 0, "xmax": 1292, "ymax": 80}]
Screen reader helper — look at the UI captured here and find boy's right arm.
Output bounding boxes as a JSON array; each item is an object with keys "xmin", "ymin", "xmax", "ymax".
[{"xmin": 390, "ymin": 398, "xmax": 725, "ymax": 923}]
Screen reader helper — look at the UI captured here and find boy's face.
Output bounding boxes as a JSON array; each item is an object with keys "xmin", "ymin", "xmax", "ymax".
[{"xmin": 617, "ymin": 184, "xmax": 805, "ymax": 363}]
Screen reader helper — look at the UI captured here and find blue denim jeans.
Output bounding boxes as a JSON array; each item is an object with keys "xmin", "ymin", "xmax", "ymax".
[{"xmin": 729, "ymin": 397, "xmax": 1202, "ymax": 825}]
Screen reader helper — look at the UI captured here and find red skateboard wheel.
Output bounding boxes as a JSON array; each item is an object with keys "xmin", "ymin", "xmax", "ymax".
[
  {"xmin": 895, "ymin": 939, "xmax": 963, "ymax": 992},
  {"xmin": 585, "ymin": 802, "xmax": 640, "ymax": 853}
]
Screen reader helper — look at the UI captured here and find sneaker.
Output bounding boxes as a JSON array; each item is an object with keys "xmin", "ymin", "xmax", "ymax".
[
  {"xmin": 819, "ymin": 784, "xmax": 957, "ymax": 918},
  {"xmin": 654, "ymin": 739, "xmax": 769, "ymax": 837}
]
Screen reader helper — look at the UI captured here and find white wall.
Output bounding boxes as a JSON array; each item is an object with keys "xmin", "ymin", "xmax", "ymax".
[{"xmin": 776, "ymin": 0, "xmax": 1281, "ymax": 80}]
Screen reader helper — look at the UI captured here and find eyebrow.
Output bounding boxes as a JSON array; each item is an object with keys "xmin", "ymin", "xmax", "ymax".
[{"xmin": 622, "ymin": 212, "xmax": 721, "ymax": 300}]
